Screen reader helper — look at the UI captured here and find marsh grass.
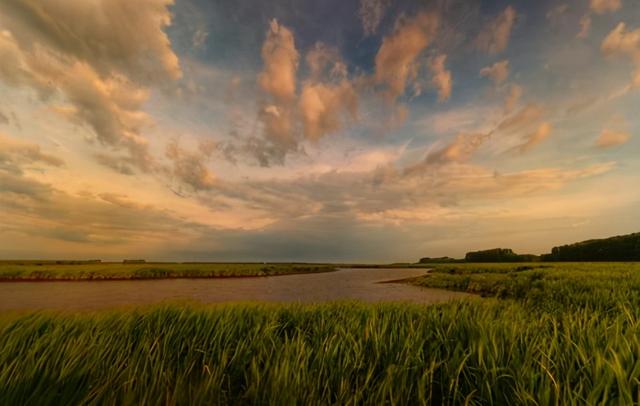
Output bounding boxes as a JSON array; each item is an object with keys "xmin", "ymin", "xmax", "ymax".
[
  {"xmin": 3, "ymin": 262, "xmax": 640, "ymax": 404},
  {"xmin": 1, "ymin": 301, "xmax": 640, "ymax": 405},
  {"xmin": 415, "ymin": 262, "xmax": 640, "ymax": 311},
  {"xmin": 0, "ymin": 262, "xmax": 334, "ymax": 281}
]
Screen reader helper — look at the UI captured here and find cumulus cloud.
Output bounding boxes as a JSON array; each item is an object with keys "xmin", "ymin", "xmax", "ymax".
[
  {"xmin": 595, "ymin": 128, "xmax": 631, "ymax": 147},
  {"xmin": 253, "ymin": 19, "xmax": 300, "ymax": 164},
  {"xmin": 428, "ymin": 54, "xmax": 452, "ymax": 102},
  {"xmin": 601, "ymin": 22, "xmax": 640, "ymax": 87},
  {"xmin": 480, "ymin": 60, "xmax": 510, "ymax": 85},
  {"xmin": 359, "ymin": 0, "xmax": 390, "ymax": 36},
  {"xmin": 374, "ymin": 13, "xmax": 439, "ymax": 102},
  {"xmin": 258, "ymin": 19, "xmax": 299, "ymax": 103},
  {"xmin": 0, "ymin": 0, "xmax": 181, "ymax": 84},
  {"xmin": 306, "ymin": 43, "xmax": 347, "ymax": 81},
  {"xmin": 299, "ymin": 81, "xmax": 358, "ymax": 140},
  {"xmin": 476, "ymin": 6, "xmax": 517, "ymax": 54},
  {"xmin": 590, "ymin": 0, "xmax": 622, "ymax": 14},
  {"xmin": 0, "ymin": 0, "xmax": 182, "ymax": 173},
  {"xmin": 512, "ymin": 122, "xmax": 552, "ymax": 154},
  {"xmin": 0, "ymin": 132, "xmax": 64, "ymax": 174}
]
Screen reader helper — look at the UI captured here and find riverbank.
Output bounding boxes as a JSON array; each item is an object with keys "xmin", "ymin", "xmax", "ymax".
[{"xmin": 0, "ymin": 262, "xmax": 336, "ymax": 281}]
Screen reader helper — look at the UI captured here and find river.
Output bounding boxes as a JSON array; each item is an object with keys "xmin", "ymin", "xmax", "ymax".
[{"xmin": 0, "ymin": 268, "xmax": 470, "ymax": 310}]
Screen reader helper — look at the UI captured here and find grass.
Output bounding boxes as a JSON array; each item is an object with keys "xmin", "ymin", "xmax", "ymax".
[
  {"xmin": 0, "ymin": 262, "xmax": 335, "ymax": 281},
  {"xmin": 414, "ymin": 262, "xmax": 640, "ymax": 312},
  {"xmin": 2, "ymin": 300, "xmax": 640, "ymax": 405},
  {"xmin": 2, "ymin": 262, "xmax": 640, "ymax": 404}
]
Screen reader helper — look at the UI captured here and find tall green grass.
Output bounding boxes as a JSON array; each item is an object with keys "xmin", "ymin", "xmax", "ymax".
[
  {"xmin": 1, "ymin": 300, "xmax": 640, "ymax": 405},
  {"xmin": 415, "ymin": 262, "xmax": 640, "ymax": 312}
]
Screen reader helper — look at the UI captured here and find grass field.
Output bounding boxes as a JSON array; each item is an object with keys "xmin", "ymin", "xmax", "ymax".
[
  {"xmin": 0, "ymin": 262, "xmax": 335, "ymax": 281},
  {"xmin": 2, "ymin": 262, "xmax": 640, "ymax": 404},
  {"xmin": 414, "ymin": 262, "xmax": 640, "ymax": 312}
]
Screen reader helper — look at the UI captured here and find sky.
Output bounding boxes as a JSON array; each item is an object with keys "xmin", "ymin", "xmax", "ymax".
[{"xmin": 0, "ymin": 0, "xmax": 639, "ymax": 262}]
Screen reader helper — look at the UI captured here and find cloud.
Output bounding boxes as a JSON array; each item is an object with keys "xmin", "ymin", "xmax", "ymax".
[
  {"xmin": 0, "ymin": 110, "xmax": 8, "ymax": 125},
  {"xmin": 476, "ymin": 6, "xmax": 517, "ymax": 54},
  {"xmin": 424, "ymin": 132, "xmax": 489, "ymax": 166},
  {"xmin": 359, "ymin": 0, "xmax": 390, "ymax": 36},
  {"xmin": 480, "ymin": 60, "xmax": 510, "ymax": 85},
  {"xmin": 299, "ymin": 81, "xmax": 358, "ymax": 140},
  {"xmin": 512, "ymin": 122, "xmax": 553, "ymax": 154},
  {"xmin": 601, "ymin": 22, "xmax": 640, "ymax": 87},
  {"xmin": 306, "ymin": 43, "xmax": 347, "ymax": 81},
  {"xmin": 595, "ymin": 128, "xmax": 631, "ymax": 147},
  {"xmin": 496, "ymin": 103, "xmax": 544, "ymax": 133},
  {"xmin": 252, "ymin": 19, "xmax": 300, "ymax": 164},
  {"xmin": 504, "ymin": 83, "xmax": 523, "ymax": 113},
  {"xmin": 0, "ymin": 132, "xmax": 64, "ymax": 174},
  {"xmin": 192, "ymin": 28, "xmax": 209, "ymax": 50},
  {"xmin": 0, "ymin": 0, "xmax": 181, "ymax": 84},
  {"xmin": 165, "ymin": 140, "xmax": 216, "ymax": 191},
  {"xmin": 0, "ymin": 1, "xmax": 182, "ymax": 173},
  {"xmin": 428, "ymin": 54, "xmax": 452, "ymax": 102},
  {"xmin": 405, "ymin": 102, "xmax": 545, "ymax": 175},
  {"xmin": 374, "ymin": 12, "xmax": 439, "ymax": 102},
  {"xmin": 590, "ymin": 0, "xmax": 622, "ymax": 14},
  {"xmin": 258, "ymin": 19, "xmax": 299, "ymax": 103},
  {"xmin": 577, "ymin": 15, "xmax": 592, "ymax": 38},
  {"xmin": 94, "ymin": 154, "xmax": 136, "ymax": 176}
]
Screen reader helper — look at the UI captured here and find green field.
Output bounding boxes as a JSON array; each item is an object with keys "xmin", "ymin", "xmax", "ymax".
[
  {"xmin": 0, "ymin": 262, "xmax": 335, "ymax": 281},
  {"xmin": 2, "ymin": 262, "xmax": 640, "ymax": 404},
  {"xmin": 414, "ymin": 262, "xmax": 640, "ymax": 312}
]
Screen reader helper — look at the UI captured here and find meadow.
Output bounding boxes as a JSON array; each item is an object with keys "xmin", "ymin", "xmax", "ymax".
[
  {"xmin": 0, "ymin": 261, "xmax": 335, "ymax": 281},
  {"xmin": 1, "ymin": 262, "xmax": 640, "ymax": 404}
]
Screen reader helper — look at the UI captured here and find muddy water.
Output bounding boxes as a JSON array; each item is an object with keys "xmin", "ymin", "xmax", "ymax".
[{"xmin": 0, "ymin": 268, "xmax": 470, "ymax": 311}]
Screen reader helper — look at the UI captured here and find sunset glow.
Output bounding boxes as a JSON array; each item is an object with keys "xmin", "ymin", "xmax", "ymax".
[{"xmin": 1, "ymin": 0, "xmax": 638, "ymax": 261}]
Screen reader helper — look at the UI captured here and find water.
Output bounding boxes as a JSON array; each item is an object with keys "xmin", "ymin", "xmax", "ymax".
[{"xmin": 0, "ymin": 268, "xmax": 470, "ymax": 310}]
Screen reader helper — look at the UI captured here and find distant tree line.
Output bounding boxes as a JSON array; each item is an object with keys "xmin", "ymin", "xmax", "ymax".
[
  {"xmin": 541, "ymin": 232, "xmax": 640, "ymax": 261},
  {"xmin": 418, "ymin": 232, "xmax": 640, "ymax": 263}
]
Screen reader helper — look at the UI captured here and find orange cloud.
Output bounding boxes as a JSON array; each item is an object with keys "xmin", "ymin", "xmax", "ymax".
[
  {"xmin": 165, "ymin": 140, "xmax": 216, "ymax": 191},
  {"xmin": 258, "ymin": 19, "xmax": 299, "ymax": 103},
  {"xmin": 0, "ymin": 0, "xmax": 181, "ymax": 83},
  {"xmin": 0, "ymin": 132, "xmax": 64, "ymax": 174},
  {"xmin": 428, "ymin": 54, "xmax": 452, "ymax": 102},
  {"xmin": 596, "ymin": 128, "xmax": 631, "ymax": 148},
  {"xmin": 513, "ymin": 122, "xmax": 552, "ymax": 154},
  {"xmin": 374, "ymin": 12, "xmax": 439, "ymax": 102},
  {"xmin": 601, "ymin": 22, "xmax": 640, "ymax": 87},
  {"xmin": 480, "ymin": 60, "xmax": 510, "ymax": 85},
  {"xmin": 590, "ymin": 0, "xmax": 622, "ymax": 14},
  {"xmin": 476, "ymin": 6, "xmax": 517, "ymax": 54},
  {"xmin": 0, "ymin": 1, "xmax": 182, "ymax": 173},
  {"xmin": 299, "ymin": 81, "xmax": 358, "ymax": 140}
]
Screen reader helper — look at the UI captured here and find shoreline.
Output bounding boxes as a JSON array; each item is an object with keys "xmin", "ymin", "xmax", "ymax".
[{"xmin": 0, "ymin": 267, "xmax": 339, "ymax": 283}]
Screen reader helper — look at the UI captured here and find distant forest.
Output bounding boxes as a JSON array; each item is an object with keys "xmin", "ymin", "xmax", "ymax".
[{"xmin": 419, "ymin": 232, "xmax": 640, "ymax": 263}]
